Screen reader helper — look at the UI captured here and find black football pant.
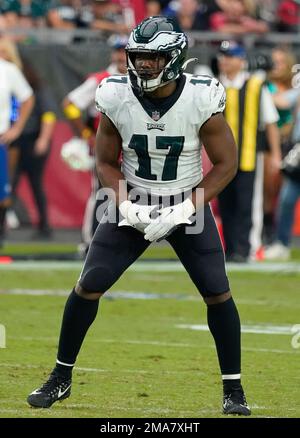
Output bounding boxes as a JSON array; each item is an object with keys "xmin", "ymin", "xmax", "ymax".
[{"xmin": 79, "ymin": 204, "xmax": 229, "ymax": 298}]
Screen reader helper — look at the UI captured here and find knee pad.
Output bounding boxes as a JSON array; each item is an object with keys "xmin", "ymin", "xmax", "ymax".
[{"xmin": 79, "ymin": 266, "xmax": 114, "ymax": 293}]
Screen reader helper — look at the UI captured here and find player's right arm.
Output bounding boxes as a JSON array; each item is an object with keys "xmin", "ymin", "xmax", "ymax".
[
  {"xmin": 95, "ymin": 77, "xmax": 157, "ymax": 225},
  {"xmin": 95, "ymin": 113, "xmax": 125, "ymax": 205},
  {"xmin": 191, "ymin": 77, "xmax": 238, "ymax": 210}
]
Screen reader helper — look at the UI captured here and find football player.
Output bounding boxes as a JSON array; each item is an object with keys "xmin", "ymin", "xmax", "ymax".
[{"xmin": 28, "ymin": 16, "xmax": 250, "ymax": 416}]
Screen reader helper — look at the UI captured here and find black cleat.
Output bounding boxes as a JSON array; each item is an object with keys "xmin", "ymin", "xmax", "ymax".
[
  {"xmin": 27, "ymin": 372, "xmax": 71, "ymax": 408},
  {"xmin": 223, "ymin": 388, "xmax": 251, "ymax": 416}
]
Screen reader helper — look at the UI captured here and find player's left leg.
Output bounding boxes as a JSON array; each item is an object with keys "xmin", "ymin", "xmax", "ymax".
[{"xmin": 167, "ymin": 205, "xmax": 251, "ymax": 416}]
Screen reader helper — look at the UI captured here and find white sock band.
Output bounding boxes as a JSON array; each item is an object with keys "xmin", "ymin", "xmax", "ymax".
[
  {"xmin": 222, "ymin": 374, "xmax": 241, "ymax": 380},
  {"xmin": 56, "ymin": 359, "xmax": 75, "ymax": 367}
]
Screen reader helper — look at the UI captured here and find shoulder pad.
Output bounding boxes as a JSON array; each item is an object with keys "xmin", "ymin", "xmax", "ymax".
[
  {"xmin": 191, "ymin": 76, "xmax": 225, "ymax": 111},
  {"xmin": 95, "ymin": 75, "xmax": 127, "ymax": 115}
]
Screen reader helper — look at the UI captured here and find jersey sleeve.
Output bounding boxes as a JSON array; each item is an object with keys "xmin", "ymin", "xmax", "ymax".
[
  {"xmin": 95, "ymin": 77, "xmax": 120, "ymax": 124},
  {"xmin": 199, "ymin": 77, "xmax": 226, "ymax": 125},
  {"xmin": 68, "ymin": 77, "xmax": 99, "ymax": 110}
]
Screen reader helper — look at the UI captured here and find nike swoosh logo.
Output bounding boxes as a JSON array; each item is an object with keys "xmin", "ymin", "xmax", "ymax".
[
  {"xmin": 30, "ymin": 389, "xmax": 42, "ymax": 395},
  {"xmin": 58, "ymin": 385, "xmax": 71, "ymax": 398},
  {"xmin": 162, "ymin": 208, "xmax": 173, "ymax": 218}
]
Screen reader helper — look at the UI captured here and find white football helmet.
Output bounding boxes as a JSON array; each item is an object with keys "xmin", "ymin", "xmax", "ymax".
[{"xmin": 126, "ymin": 16, "xmax": 189, "ymax": 94}]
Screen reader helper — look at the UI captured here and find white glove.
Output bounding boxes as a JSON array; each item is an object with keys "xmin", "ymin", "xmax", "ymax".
[
  {"xmin": 118, "ymin": 200, "xmax": 158, "ymax": 233},
  {"xmin": 61, "ymin": 137, "xmax": 94, "ymax": 171},
  {"xmin": 144, "ymin": 198, "xmax": 195, "ymax": 242}
]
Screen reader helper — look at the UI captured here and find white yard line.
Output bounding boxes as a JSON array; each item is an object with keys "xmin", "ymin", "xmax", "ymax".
[
  {"xmin": 1, "ymin": 288, "xmax": 299, "ymax": 310},
  {"xmin": 176, "ymin": 323, "xmax": 297, "ymax": 335},
  {"xmin": 0, "ymin": 288, "xmax": 201, "ymax": 301},
  {"xmin": 0, "ymin": 362, "xmax": 202, "ymax": 376},
  {"xmin": 5, "ymin": 335, "xmax": 298, "ymax": 355},
  {"xmin": 0, "ymin": 260, "xmax": 300, "ymax": 273}
]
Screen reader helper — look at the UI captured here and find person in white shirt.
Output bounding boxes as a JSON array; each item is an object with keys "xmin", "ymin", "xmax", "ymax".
[{"xmin": 0, "ymin": 47, "xmax": 34, "ymax": 247}]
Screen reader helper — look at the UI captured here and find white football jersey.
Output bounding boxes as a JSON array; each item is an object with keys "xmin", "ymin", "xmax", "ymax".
[{"xmin": 95, "ymin": 73, "xmax": 226, "ymax": 195}]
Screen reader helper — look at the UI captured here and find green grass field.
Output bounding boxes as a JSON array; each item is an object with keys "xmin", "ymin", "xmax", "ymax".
[{"xmin": 0, "ymin": 247, "xmax": 300, "ymax": 418}]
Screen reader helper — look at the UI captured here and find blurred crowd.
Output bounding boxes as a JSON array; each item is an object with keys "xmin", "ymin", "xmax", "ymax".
[{"xmin": 0, "ymin": 0, "xmax": 300, "ymax": 38}]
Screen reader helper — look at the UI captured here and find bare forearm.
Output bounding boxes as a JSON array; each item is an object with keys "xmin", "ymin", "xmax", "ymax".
[
  {"xmin": 63, "ymin": 99, "xmax": 92, "ymax": 139},
  {"xmin": 96, "ymin": 113, "xmax": 125, "ymax": 204},
  {"xmin": 91, "ymin": 20, "xmax": 129, "ymax": 33},
  {"xmin": 39, "ymin": 121, "xmax": 56, "ymax": 144},
  {"xmin": 70, "ymin": 118, "xmax": 92, "ymax": 139},
  {"xmin": 266, "ymin": 123, "xmax": 281, "ymax": 158},
  {"xmin": 192, "ymin": 162, "xmax": 237, "ymax": 209},
  {"xmin": 196, "ymin": 113, "xmax": 238, "ymax": 209},
  {"xmin": 217, "ymin": 23, "xmax": 246, "ymax": 34},
  {"xmin": 97, "ymin": 162, "xmax": 127, "ymax": 205}
]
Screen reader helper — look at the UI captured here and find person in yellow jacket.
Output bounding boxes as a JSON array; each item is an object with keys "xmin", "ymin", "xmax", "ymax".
[{"xmin": 217, "ymin": 41, "xmax": 281, "ymax": 262}]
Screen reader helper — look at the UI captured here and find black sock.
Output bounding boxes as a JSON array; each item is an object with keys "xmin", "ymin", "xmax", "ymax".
[
  {"xmin": 0, "ymin": 206, "xmax": 7, "ymax": 237},
  {"xmin": 263, "ymin": 212, "xmax": 275, "ymax": 243},
  {"xmin": 54, "ymin": 289, "xmax": 100, "ymax": 378},
  {"xmin": 223, "ymin": 378, "xmax": 242, "ymax": 395},
  {"xmin": 207, "ymin": 297, "xmax": 241, "ymax": 389},
  {"xmin": 263, "ymin": 212, "xmax": 273, "ymax": 228}
]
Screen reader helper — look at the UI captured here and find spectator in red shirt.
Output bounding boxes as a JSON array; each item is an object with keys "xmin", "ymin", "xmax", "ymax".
[
  {"xmin": 210, "ymin": 0, "xmax": 269, "ymax": 34},
  {"xmin": 277, "ymin": 0, "xmax": 300, "ymax": 32}
]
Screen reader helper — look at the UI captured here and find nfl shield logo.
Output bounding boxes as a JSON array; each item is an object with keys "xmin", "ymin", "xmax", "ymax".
[{"xmin": 151, "ymin": 110, "xmax": 160, "ymax": 121}]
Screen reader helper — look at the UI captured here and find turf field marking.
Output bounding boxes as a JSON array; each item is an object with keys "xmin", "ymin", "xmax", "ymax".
[
  {"xmin": 0, "ymin": 362, "xmax": 204, "ymax": 376},
  {"xmin": 176, "ymin": 323, "xmax": 297, "ymax": 335},
  {"xmin": 1, "ymin": 260, "xmax": 300, "ymax": 273},
  {"xmin": 5, "ymin": 336, "xmax": 298, "ymax": 355},
  {"xmin": 0, "ymin": 289, "xmax": 70, "ymax": 297},
  {"xmin": 0, "ymin": 404, "xmax": 98, "ymax": 413},
  {"xmin": 0, "ymin": 288, "xmax": 201, "ymax": 301},
  {"xmin": 1, "ymin": 289, "xmax": 299, "ymax": 309},
  {"xmin": 242, "ymin": 347, "xmax": 298, "ymax": 354},
  {"xmin": 0, "ymin": 409, "xmax": 23, "ymax": 414}
]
